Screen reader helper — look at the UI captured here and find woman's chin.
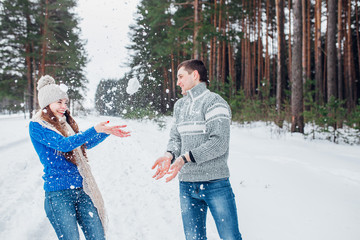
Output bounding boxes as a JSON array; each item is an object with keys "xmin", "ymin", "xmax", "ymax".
[{"xmin": 56, "ymin": 113, "xmax": 65, "ymax": 119}]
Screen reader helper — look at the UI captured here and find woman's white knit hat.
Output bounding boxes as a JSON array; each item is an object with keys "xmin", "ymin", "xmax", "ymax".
[{"xmin": 37, "ymin": 75, "xmax": 69, "ymax": 109}]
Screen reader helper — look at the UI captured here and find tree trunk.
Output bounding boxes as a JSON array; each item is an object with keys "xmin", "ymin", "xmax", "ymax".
[
  {"xmin": 228, "ymin": 42, "xmax": 236, "ymax": 98},
  {"xmin": 216, "ymin": 0, "xmax": 223, "ymax": 87},
  {"xmin": 275, "ymin": 0, "xmax": 286, "ymax": 126},
  {"xmin": 32, "ymin": 42, "xmax": 38, "ymax": 109},
  {"xmin": 227, "ymin": 13, "xmax": 235, "ymax": 98},
  {"xmin": 356, "ymin": 1, "xmax": 360, "ymax": 87},
  {"xmin": 162, "ymin": 67, "xmax": 170, "ymax": 113},
  {"xmin": 315, "ymin": 0, "xmax": 322, "ymax": 103},
  {"xmin": 257, "ymin": 0, "xmax": 262, "ymax": 92},
  {"xmin": 301, "ymin": 0, "xmax": 307, "ymax": 83},
  {"xmin": 337, "ymin": 0, "xmax": 343, "ymax": 101},
  {"xmin": 222, "ymin": 41, "xmax": 226, "ymax": 85},
  {"xmin": 265, "ymin": 0, "xmax": 270, "ymax": 85},
  {"xmin": 291, "ymin": 0, "xmax": 304, "ymax": 133},
  {"xmin": 251, "ymin": 41, "xmax": 256, "ymax": 96},
  {"xmin": 193, "ymin": 0, "xmax": 200, "ymax": 59},
  {"xmin": 251, "ymin": 1, "xmax": 256, "ymax": 96},
  {"xmin": 306, "ymin": 0, "xmax": 311, "ymax": 78},
  {"xmin": 323, "ymin": 34, "xmax": 327, "ymax": 101},
  {"xmin": 25, "ymin": 6, "xmax": 34, "ymax": 116},
  {"xmin": 171, "ymin": 52, "xmax": 176, "ymax": 105},
  {"xmin": 288, "ymin": 0, "xmax": 292, "ymax": 83},
  {"xmin": 221, "ymin": 6, "xmax": 226, "ymax": 87},
  {"xmin": 25, "ymin": 44, "xmax": 34, "ymax": 116},
  {"xmin": 241, "ymin": 38, "xmax": 245, "ymax": 90},
  {"xmin": 245, "ymin": 30, "xmax": 251, "ymax": 97},
  {"xmin": 40, "ymin": 0, "xmax": 49, "ymax": 76},
  {"xmin": 345, "ymin": 1, "xmax": 354, "ymax": 109},
  {"xmin": 327, "ymin": 0, "xmax": 337, "ymax": 101},
  {"xmin": 209, "ymin": 9, "xmax": 214, "ymax": 83},
  {"xmin": 211, "ymin": 0, "xmax": 217, "ymax": 84},
  {"xmin": 209, "ymin": 36, "xmax": 214, "ymax": 82}
]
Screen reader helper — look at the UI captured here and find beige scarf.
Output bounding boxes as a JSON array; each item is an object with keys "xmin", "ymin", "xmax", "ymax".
[{"xmin": 32, "ymin": 111, "xmax": 108, "ymax": 233}]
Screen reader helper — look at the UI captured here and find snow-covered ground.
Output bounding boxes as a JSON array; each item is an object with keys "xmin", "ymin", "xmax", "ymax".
[{"xmin": 0, "ymin": 114, "xmax": 359, "ymax": 240}]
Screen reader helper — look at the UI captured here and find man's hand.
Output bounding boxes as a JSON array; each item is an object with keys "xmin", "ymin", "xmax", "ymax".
[
  {"xmin": 165, "ymin": 156, "xmax": 186, "ymax": 182},
  {"xmin": 152, "ymin": 153, "xmax": 172, "ymax": 180}
]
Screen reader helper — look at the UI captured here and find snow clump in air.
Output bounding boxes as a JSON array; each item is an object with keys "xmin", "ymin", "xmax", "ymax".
[{"xmin": 126, "ymin": 78, "xmax": 141, "ymax": 95}]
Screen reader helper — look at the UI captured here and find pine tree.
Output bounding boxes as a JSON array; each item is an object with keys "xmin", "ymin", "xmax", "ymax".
[
  {"xmin": 0, "ymin": 0, "xmax": 39, "ymax": 115},
  {"xmin": 127, "ymin": 0, "xmax": 187, "ymax": 113},
  {"xmin": 0, "ymin": 0, "xmax": 87, "ymax": 114},
  {"xmin": 37, "ymin": 0, "xmax": 88, "ymax": 108}
]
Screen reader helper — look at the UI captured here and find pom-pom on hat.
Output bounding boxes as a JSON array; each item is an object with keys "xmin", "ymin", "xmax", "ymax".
[{"xmin": 37, "ymin": 75, "xmax": 69, "ymax": 109}]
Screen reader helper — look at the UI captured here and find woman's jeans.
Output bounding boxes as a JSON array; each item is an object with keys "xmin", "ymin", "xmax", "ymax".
[
  {"xmin": 179, "ymin": 178, "xmax": 242, "ymax": 240},
  {"xmin": 44, "ymin": 188, "xmax": 105, "ymax": 240}
]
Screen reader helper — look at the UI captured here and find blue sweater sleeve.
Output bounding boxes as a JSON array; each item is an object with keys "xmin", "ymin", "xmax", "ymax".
[
  {"xmin": 85, "ymin": 132, "xmax": 109, "ymax": 149},
  {"xmin": 29, "ymin": 121, "xmax": 102, "ymax": 153}
]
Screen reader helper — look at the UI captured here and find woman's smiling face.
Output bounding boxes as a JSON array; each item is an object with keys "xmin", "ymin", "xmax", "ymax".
[{"xmin": 49, "ymin": 98, "xmax": 68, "ymax": 118}]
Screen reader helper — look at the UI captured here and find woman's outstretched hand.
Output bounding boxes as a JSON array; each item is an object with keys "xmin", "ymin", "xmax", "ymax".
[{"xmin": 95, "ymin": 121, "xmax": 131, "ymax": 137}]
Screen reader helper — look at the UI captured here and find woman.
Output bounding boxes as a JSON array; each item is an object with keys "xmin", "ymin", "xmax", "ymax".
[{"xmin": 29, "ymin": 75, "xmax": 130, "ymax": 240}]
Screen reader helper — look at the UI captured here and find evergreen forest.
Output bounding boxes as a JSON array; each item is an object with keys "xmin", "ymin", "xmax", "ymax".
[
  {"xmin": 96, "ymin": 0, "xmax": 360, "ymax": 139},
  {"xmin": 1, "ymin": 0, "xmax": 360, "ymax": 142},
  {"xmin": 0, "ymin": 0, "xmax": 87, "ymax": 117}
]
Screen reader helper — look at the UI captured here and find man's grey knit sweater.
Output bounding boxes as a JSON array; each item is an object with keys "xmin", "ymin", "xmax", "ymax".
[{"xmin": 167, "ymin": 82, "xmax": 231, "ymax": 182}]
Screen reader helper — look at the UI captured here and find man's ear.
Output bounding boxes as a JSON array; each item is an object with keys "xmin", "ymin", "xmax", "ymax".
[{"xmin": 193, "ymin": 70, "xmax": 199, "ymax": 80}]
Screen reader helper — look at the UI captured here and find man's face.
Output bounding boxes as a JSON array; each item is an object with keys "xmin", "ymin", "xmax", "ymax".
[{"xmin": 177, "ymin": 66, "xmax": 200, "ymax": 94}]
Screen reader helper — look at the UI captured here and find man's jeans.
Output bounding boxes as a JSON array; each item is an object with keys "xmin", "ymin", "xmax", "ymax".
[
  {"xmin": 44, "ymin": 188, "xmax": 105, "ymax": 240},
  {"xmin": 180, "ymin": 178, "xmax": 242, "ymax": 240}
]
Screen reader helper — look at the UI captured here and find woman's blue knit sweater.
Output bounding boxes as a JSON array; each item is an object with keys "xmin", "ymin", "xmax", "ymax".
[{"xmin": 29, "ymin": 121, "xmax": 109, "ymax": 192}]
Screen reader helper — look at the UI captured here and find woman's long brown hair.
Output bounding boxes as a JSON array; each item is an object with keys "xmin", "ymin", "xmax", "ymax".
[{"xmin": 41, "ymin": 106, "xmax": 87, "ymax": 165}]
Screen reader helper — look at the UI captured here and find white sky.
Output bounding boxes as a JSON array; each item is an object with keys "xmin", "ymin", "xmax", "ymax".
[{"xmin": 75, "ymin": 0, "xmax": 139, "ymax": 108}]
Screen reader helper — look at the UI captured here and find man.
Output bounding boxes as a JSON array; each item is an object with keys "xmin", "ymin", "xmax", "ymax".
[{"xmin": 152, "ymin": 59, "xmax": 242, "ymax": 240}]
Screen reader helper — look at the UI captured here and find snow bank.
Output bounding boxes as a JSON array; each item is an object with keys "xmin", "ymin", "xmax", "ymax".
[{"xmin": 0, "ymin": 116, "xmax": 359, "ymax": 240}]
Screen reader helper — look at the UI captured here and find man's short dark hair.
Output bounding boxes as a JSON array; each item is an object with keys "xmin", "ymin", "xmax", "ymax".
[{"xmin": 177, "ymin": 59, "xmax": 208, "ymax": 84}]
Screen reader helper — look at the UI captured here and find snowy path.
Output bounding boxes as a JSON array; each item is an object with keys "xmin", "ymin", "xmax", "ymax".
[
  {"xmin": 0, "ymin": 116, "xmax": 359, "ymax": 240},
  {"xmin": 0, "ymin": 138, "xmax": 29, "ymax": 151}
]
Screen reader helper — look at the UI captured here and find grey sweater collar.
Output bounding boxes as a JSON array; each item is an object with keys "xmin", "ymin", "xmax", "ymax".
[{"xmin": 187, "ymin": 82, "xmax": 208, "ymax": 100}]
